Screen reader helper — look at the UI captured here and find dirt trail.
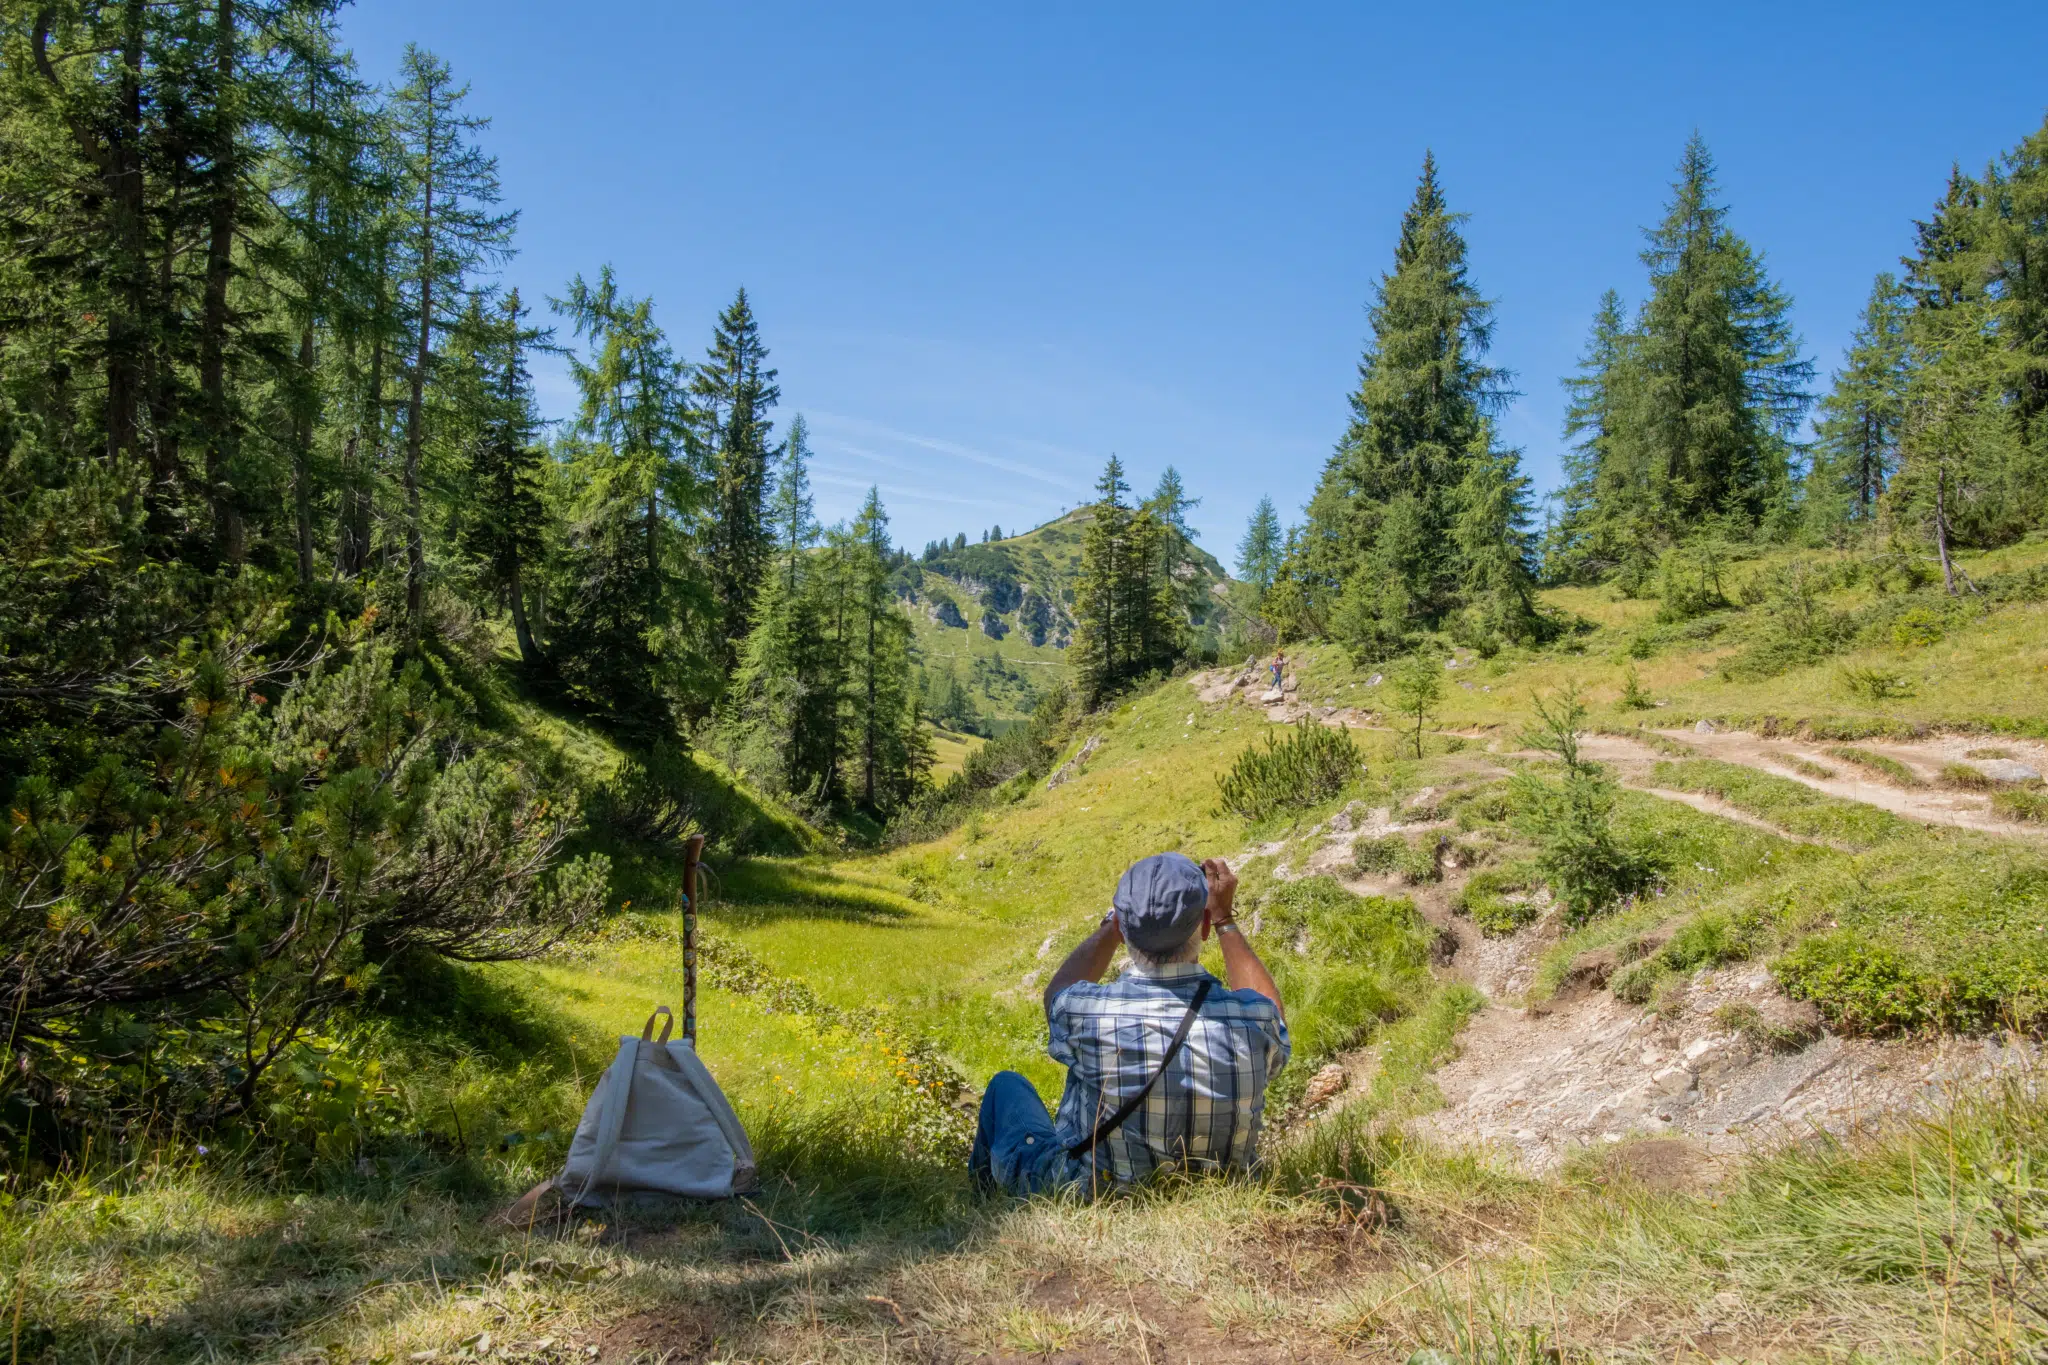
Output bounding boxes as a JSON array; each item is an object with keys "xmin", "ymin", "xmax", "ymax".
[
  {"xmin": 1196, "ymin": 663, "xmax": 2045, "ymax": 841},
  {"xmin": 1581, "ymin": 726, "xmax": 2048, "ymax": 839},
  {"xmin": 1186, "ymin": 668, "xmax": 2048, "ymax": 1179}
]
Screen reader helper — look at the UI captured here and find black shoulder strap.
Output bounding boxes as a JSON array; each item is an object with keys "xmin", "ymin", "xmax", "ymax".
[{"xmin": 1067, "ymin": 977, "xmax": 1213, "ymax": 1160}]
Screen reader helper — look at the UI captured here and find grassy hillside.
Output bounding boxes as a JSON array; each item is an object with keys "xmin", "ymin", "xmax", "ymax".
[
  {"xmin": 13, "ymin": 532, "xmax": 2048, "ymax": 1361},
  {"xmin": 903, "ymin": 510, "xmax": 1238, "ymax": 728}
]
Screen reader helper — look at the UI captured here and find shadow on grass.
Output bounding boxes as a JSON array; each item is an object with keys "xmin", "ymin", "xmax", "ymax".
[{"xmin": 707, "ymin": 859, "xmax": 921, "ymax": 929}]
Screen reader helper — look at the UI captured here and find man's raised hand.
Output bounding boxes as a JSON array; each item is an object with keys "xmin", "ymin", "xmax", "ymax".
[{"xmin": 1201, "ymin": 858, "xmax": 1237, "ymax": 925}]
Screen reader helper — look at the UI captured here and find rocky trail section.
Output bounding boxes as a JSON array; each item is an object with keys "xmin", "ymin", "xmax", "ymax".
[
  {"xmin": 1415, "ymin": 969, "xmax": 2039, "ymax": 1177},
  {"xmin": 1185, "ymin": 667, "xmax": 2048, "ymax": 1181}
]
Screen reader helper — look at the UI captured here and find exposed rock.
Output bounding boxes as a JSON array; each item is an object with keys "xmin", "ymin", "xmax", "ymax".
[
  {"xmin": 1650, "ymin": 1065, "xmax": 1695, "ymax": 1096},
  {"xmin": 1259, "ymin": 687, "xmax": 1283, "ymax": 703},
  {"xmin": 1367, "ymin": 673, "xmax": 1383, "ymax": 686},
  {"xmin": 1976, "ymin": 758, "xmax": 2042, "ymax": 783},
  {"xmin": 1044, "ymin": 735, "xmax": 1102, "ymax": 789},
  {"xmin": 1282, "ymin": 675, "xmax": 1299, "ymax": 694},
  {"xmin": 1694, "ymin": 718, "xmax": 1718, "ymax": 734},
  {"xmin": 932, "ymin": 598, "xmax": 968, "ymax": 629},
  {"xmin": 1302, "ymin": 1063, "xmax": 1348, "ymax": 1111}
]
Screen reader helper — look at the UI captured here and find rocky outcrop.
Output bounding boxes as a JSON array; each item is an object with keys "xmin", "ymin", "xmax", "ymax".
[{"xmin": 1045, "ymin": 735, "xmax": 1102, "ymax": 789}]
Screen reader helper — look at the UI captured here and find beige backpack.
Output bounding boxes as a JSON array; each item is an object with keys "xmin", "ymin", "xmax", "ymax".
[{"xmin": 505, "ymin": 1006, "xmax": 756, "ymax": 1222}]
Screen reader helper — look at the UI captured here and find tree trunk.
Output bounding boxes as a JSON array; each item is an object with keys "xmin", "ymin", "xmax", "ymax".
[
  {"xmin": 294, "ymin": 322, "xmax": 316, "ymax": 584},
  {"xmin": 105, "ymin": 0, "xmax": 147, "ymax": 471},
  {"xmin": 1935, "ymin": 462, "xmax": 1957, "ymax": 597},
  {"xmin": 864, "ymin": 604, "xmax": 877, "ymax": 808},
  {"xmin": 403, "ymin": 113, "xmax": 436, "ymax": 623},
  {"xmin": 147, "ymin": 164, "xmax": 184, "ymax": 502},
  {"xmin": 199, "ymin": 0, "xmax": 242, "ymax": 564},
  {"xmin": 508, "ymin": 560, "xmax": 540, "ymax": 666},
  {"xmin": 339, "ymin": 244, "xmax": 388, "ymax": 578}
]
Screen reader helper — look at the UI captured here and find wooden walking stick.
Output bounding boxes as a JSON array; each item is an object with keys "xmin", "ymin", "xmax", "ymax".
[{"xmin": 682, "ymin": 834, "xmax": 705, "ymax": 1046}]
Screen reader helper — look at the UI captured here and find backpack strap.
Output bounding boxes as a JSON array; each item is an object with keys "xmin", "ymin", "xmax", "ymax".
[
  {"xmin": 641, "ymin": 1007, "xmax": 674, "ymax": 1044},
  {"xmin": 1066, "ymin": 978, "xmax": 1213, "ymax": 1161},
  {"xmin": 566, "ymin": 1034, "xmax": 639, "ymax": 1207}
]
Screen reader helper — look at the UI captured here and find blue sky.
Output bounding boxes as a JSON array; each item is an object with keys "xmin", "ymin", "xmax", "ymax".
[{"xmin": 337, "ymin": 1, "xmax": 2045, "ymax": 559}]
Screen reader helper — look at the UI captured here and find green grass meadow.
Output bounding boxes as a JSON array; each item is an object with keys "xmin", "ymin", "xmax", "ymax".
[{"xmin": 12, "ymin": 537, "xmax": 2048, "ymax": 1360}]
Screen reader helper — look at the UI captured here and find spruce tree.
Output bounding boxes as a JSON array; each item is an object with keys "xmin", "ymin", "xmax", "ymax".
[
  {"xmin": 1236, "ymin": 496, "xmax": 1282, "ymax": 594},
  {"xmin": 1073, "ymin": 459, "xmax": 1131, "ymax": 705},
  {"xmin": 1304, "ymin": 154, "xmax": 1504, "ymax": 595},
  {"xmin": 1452, "ymin": 426, "xmax": 1538, "ymax": 647},
  {"xmin": 1301, "ymin": 153, "xmax": 1521, "ymax": 659},
  {"xmin": 1544, "ymin": 291, "xmax": 1645, "ymax": 584},
  {"xmin": 1073, "ymin": 457, "xmax": 1179, "ymax": 704},
  {"xmin": 1805, "ymin": 273, "xmax": 1909, "ymax": 534},
  {"xmin": 549, "ymin": 267, "xmax": 697, "ymax": 730},
  {"xmin": 843, "ymin": 488, "xmax": 925, "ymax": 814},
  {"xmin": 695, "ymin": 287, "xmax": 780, "ymax": 671},
  {"xmin": 1629, "ymin": 134, "xmax": 1812, "ymax": 530},
  {"xmin": 458, "ymin": 290, "xmax": 552, "ymax": 667}
]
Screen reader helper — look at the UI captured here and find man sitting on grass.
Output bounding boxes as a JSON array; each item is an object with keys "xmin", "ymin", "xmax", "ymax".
[{"xmin": 968, "ymin": 853, "xmax": 1289, "ymax": 1196}]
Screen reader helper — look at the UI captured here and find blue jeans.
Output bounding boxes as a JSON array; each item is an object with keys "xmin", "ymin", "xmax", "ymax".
[{"xmin": 968, "ymin": 1071, "xmax": 1079, "ymax": 1196}]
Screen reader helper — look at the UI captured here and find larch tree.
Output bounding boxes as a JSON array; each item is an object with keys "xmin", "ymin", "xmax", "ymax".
[
  {"xmin": 389, "ymin": 45, "xmax": 513, "ymax": 623},
  {"xmin": 549, "ymin": 266, "xmax": 698, "ymax": 730},
  {"xmin": 772, "ymin": 412, "xmax": 817, "ymax": 593}
]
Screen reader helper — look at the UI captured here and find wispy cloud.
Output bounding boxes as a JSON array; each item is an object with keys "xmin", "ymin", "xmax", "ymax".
[
  {"xmin": 810, "ymin": 470, "xmax": 1016, "ymax": 512},
  {"xmin": 808, "ymin": 412, "xmax": 1092, "ymax": 497}
]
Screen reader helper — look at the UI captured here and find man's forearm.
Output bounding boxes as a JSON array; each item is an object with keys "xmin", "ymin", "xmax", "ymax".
[
  {"xmin": 1216, "ymin": 926, "xmax": 1282, "ymax": 1016},
  {"xmin": 1043, "ymin": 918, "xmax": 1120, "ymax": 1012}
]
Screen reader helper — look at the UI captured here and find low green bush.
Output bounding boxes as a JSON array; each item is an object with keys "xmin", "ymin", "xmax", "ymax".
[
  {"xmin": 1611, "ymin": 957, "xmax": 1668, "ymax": 1004},
  {"xmin": 1454, "ymin": 868, "xmax": 1539, "ymax": 936},
  {"xmin": 1941, "ymin": 762, "xmax": 1996, "ymax": 791},
  {"xmin": 1216, "ymin": 720, "xmax": 1362, "ymax": 823},
  {"xmin": 1398, "ymin": 833, "xmax": 1446, "ymax": 885},
  {"xmin": 1452, "ymin": 785, "xmax": 1516, "ymax": 830},
  {"xmin": 1352, "ymin": 833, "xmax": 1405, "ymax": 874},
  {"xmin": 1772, "ymin": 935, "xmax": 1931, "ymax": 1036},
  {"xmin": 1662, "ymin": 910, "xmax": 1748, "ymax": 971},
  {"xmin": 1838, "ymin": 665, "xmax": 1915, "ymax": 704},
  {"xmin": 1890, "ymin": 606, "xmax": 1947, "ymax": 648},
  {"xmin": 1994, "ymin": 790, "xmax": 2048, "ymax": 824}
]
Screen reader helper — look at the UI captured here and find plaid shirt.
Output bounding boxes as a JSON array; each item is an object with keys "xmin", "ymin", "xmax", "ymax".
[{"xmin": 1047, "ymin": 959, "xmax": 1290, "ymax": 1187}]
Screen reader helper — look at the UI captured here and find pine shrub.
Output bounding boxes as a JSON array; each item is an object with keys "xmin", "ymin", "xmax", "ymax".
[
  {"xmin": 1216, "ymin": 721, "xmax": 1362, "ymax": 822},
  {"xmin": 1617, "ymin": 664, "xmax": 1655, "ymax": 711},
  {"xmin": 1512, "ymin": 686, "xmax": 1662, "ymax": 924}
]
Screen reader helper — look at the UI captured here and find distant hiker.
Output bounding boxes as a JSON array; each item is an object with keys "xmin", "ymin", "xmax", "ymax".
[
  {"xmin": 968, "ymin": 854, "xmax": 1289, "ymax": 1196},
  {"xmin": 1270, "ymin": 651, "xmax": 1286, "ymax": 688}
]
